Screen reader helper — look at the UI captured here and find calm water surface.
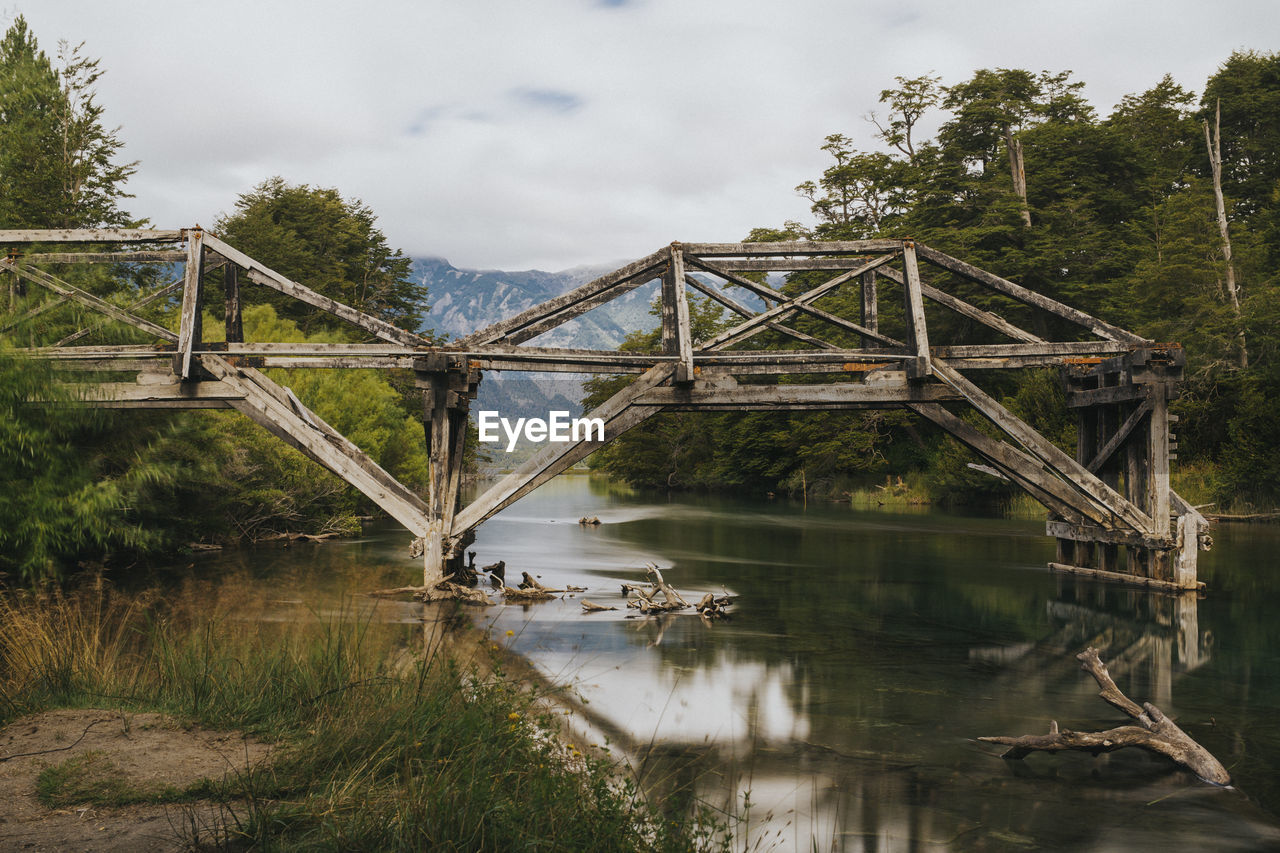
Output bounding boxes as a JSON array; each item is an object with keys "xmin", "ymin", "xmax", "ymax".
[{"xmin": 194, "ymin": 475, "xmax": 1280, "ymax": 852}]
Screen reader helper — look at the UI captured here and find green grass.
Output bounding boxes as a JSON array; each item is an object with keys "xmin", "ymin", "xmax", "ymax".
[{"xmin": 0, "ymin": 578, "xmax": 728, "ymax": 852}]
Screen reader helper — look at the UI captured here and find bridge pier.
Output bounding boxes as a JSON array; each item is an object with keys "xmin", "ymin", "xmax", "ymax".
[
  {"xmin": 1051, "ymin": 346, "xmax": 1207, "ymax": 592},
  {"xmin": 415, "ymin": 357, "xmax": 480, "ymax": 585}
]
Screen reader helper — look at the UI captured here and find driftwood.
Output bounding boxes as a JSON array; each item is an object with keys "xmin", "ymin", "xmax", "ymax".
[
  {"xmin": 502, "ymin": 585, "xmax": 556, "ymax": 602},
  {"xmin": 695, "ymin": 592, "xmax": 733, "ymax": 620},
  {"xmin": 581, "ymin": 599, "xmax": 616, "ymax": 613},
  {"xmin": 578, "ymin": 516, "xmax": 601, "ymax": 526},
  {"xmin": 418, "ymin": 580, "xmax": 494, "ymax": 607},
  {"xmin": 979, "ymin": 647, "xmax": 1230, "ymax": 785}
]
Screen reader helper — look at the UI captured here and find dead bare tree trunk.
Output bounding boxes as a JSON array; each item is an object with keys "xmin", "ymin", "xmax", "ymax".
[
  {"xmin": 1006, "ymin": 127, "xmax": 1032, "ymax": 227},
  {"xmin": 979, "ymin": 647, "xmax": 1230, "ymax": 784},
  {"xmin": 1204, "ymin": 100, "xmax": 1247, "ymax": 369}
]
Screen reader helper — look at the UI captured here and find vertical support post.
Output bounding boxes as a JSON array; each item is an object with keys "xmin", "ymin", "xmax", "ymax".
[
  {"xmin": 663, "ymin": 243, "xmax": 694, "ymax": 382},
  {"xmin": 176, "ymin": 228, "xmax": 205, "ymax": 379},
  {"xmin": 224, "ymin": 264, "xmax": 243, "ymax": 344},
  {"xmin": 1147, "ymin": 384, "xmax": 1170, "ymax": 538},
  {"xmin": 860, "ymin": 269, "xmax": 878, "ymax": 349},
  {"xmin": 422, "ymin": 370, "xmax": 450, "ymax": 586},
  {"xmin": 900, "ymin": 241, "xmax": 931, "ymax": 379}
]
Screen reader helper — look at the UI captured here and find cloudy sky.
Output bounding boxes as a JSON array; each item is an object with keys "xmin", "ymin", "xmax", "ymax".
[{"xmin": 14, "ymin": 0, "xmax": 1279, "ymax": 271}]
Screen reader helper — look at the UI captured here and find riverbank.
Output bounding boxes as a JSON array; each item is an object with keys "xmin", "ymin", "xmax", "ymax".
[{"xmin": 0, "ymin": 576, "xmax": 726, "ymax": 851}]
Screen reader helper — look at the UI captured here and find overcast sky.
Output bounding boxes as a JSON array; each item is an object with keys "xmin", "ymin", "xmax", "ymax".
[{"xmin": 12, "ymin": 0, "xmax": 1278, "ymax": 271}]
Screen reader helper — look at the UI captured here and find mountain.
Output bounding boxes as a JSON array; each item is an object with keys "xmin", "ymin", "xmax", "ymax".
[{"xmin": 412, "ymin": 257, "xmax": 659, "ymax": 349}]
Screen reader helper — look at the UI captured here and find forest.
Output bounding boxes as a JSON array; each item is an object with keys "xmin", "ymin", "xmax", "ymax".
[
  {"xmin": 3, "ymin": 12, "xmax": 1279, "ymax": 583},
  {"xmin": 587, "ymin": 59, "xmax": 1280, "ymax": 512}
]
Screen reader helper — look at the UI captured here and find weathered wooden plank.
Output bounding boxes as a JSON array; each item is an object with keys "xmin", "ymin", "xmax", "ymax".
[
  {"xmin": 1067, "ymin": 384, "xmax": 1149, "ymax": 408},
  {"xmin": 80, "ymin": 380, "xmax": 245, "ymax": 404},
  {"xmin": 635, "ymin": 381, "xmax": 961, "ymax": 407},
  {"xmin": 683, "ymin": 273, "xmax": 838, "ymax": 349},
  {"xmin": 225, "ymin": 265, "xmax": 243, "ymax": 344},
  {"xmin": 685, "ymin": 255, "xmax": 792, "ymax": 304},
  {"xmin": 202, "ymin": 233, "xmax": 430, "ymax": 348},
  {"xmin": 1148, "ymin": 384, "xmax": 1171, "ymax": 538},
  {"xmin": 19, "ymin": 251, "xmax": 189, "ymax": 263},
  {"xmin": 452, "ymin": 364, "xmax": 675, "ymax": 535},
  {"xmin": 931, "ymin": 359, "xmax": 1153, "ymax": 534},
  {"xmin": 909, "ymin": 402, "xmax": 1104, "ymax": 525},
  {"xmin": 935, "ymin": 342, "xmax": 1131, "ymax": 359},
  {"xmin": 861, "ymin": 269, "xmax": 878, "ymax": 348},
  {"xmin": 915, "ymin": 244, "xmax": 1147, "ymax": 344},
  {"xmin": 1048, "ymin": 562, "xmax": 1201, "ymax": 593},
  {"xmin": 1086, "ymin": 399, "xmax": 1152, "ymax": 473},
  {"xmin": 0, "ymin": 260, "xmax": 178, "ymax": 343},
  {"xmin": 669, "ymin": 246, "xmax": 694, "ymax": 381},
  {"xmin": 682, "ymin": 240, "xmax": 904, "ymax": 256},
  {"xmin": 901, "ymin": 242, "xmax": 931, "ymax": 377},
  {"xmin": 1045, "ymin": 520, "xmax": 1172, "ymax": 550},
  {"xmin": 699, "ymin": 254, "xmax": 898, "ymax": 351},
  {"xmin": 708, "ymin": 257, "xmax": 882, "ymax": 272},
  {"xmin": 176, "ymin": 230, "xmax": 205, "ymax": 379},
  {"xmin": 0, "ymin": 229, "xmax": 185, "ymax": 243},
  {"xmin": 459, "ymin": 247, "xmax": 669, "ymax": 345}
]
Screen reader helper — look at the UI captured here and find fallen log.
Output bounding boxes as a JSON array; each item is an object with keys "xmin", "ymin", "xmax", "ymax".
[
  {"xmin": 979, "ymin": 647, "xmax": 1230, "ymax": 785},
  {"xmin": 581, "ymin": 599, "xmax": 617, "ymax": 613}
]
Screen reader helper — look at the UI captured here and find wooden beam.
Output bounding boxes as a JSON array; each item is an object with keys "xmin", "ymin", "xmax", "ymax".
[
  {"xmin": 459, "ymin": 247, "xmax": 668, "ymax": 345},
  {"xmin": 1045, "ymin": 520, "xmax": 1170, "ymax": 550},
  {"xmin": 452, "ymin": 364, "xmax": 675, "ymax": 536},
  {"xmin": 792, "ymin": 302, "xmax": 904, "ymax": 347},
  {"xmin": 930, "ymin": 359, "xmax": 1153, "ymax": 534},
  {"xmin": 708, "ymin": 257, "xmax": 881, "ymax": 272},
  {"xmin": 669, "ymin": 245, "xmax": 694, "ymax": 381},
  {"xmin": 1086, "ymin": 399, "xmax": 1152, "ymax": 473},
  {"xmin": 0, "ymin": 260, "xmax": 178, "ymax": 342},
  {"xmin": 901, "ymin": 242, "xmax": 931, "ymax": 377},
  {"xmin": 79, "ymin": 380, "xmax": 245, "ymax": 405},
  {"xmin": 19, "ymin": 251, "xmax": 189, "ymax": 263},
  {"xmin": 0, "ymin": 229, "xmax": 185, "ymax": 243},
  {"xmin": 682, "ymin": 239, "xmax": 904, "ymax": 256},
  {"xmin": 915, "ymin": 244, "xmax": 1147, "ymax": 344},
  {"xmin": 1048, "ymin": 562, "xmax": 1202, "ymax": 593},
  {"xmin": 935, "ymin": 342, "xmax": 1130, "ymax": 359},
  {"xmin": 176, "ymin": 230, "xmax": 205, "ymax": 379},
  {"xmin": 1068, "ymin": 384, "xmax": 1149, "ymax": 408},
  {"xmin": 861, "ymin": 269, "xmax": 878, "ymax": 348},
  {"xmin": 224, "ymin": 264, "xmax": 243, "ymax": 344},
  {"xmin": 635, "ymin": 381, "xmax": 961, "ymax": 407},
  {"xmin": 202, "ymin": 233, "xmax": 430, "ymax": 348}
]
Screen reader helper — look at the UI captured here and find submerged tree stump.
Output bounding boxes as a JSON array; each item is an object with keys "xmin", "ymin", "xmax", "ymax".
[{"xmin": 980, "ymin": 647, "xmax": 1230, "ymax": 784}]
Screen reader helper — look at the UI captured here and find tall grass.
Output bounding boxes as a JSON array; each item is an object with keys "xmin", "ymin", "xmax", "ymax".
[{"xmin": 0, "ymin": 577, "xmax": 726, "ymax": 851}]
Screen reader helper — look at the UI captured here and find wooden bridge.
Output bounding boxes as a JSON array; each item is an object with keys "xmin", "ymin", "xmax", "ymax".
[{"xmin": 1, "ymin": 228, "xmax": 1209, "ymax": 591}]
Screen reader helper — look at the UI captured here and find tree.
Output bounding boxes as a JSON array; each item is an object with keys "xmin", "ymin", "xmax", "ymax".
[
  {"xmin": 870, "ymin": 73, "xmax": 942, "ymax": 163},
  {"xmin": 214, "ymin": 178, "xmax": 427, "ymax": 333},
  {"xmin": 0, "ymin": 16, "xmax": 135, "ymax": 229},
  {"xmin": 795, "ymin": 135, "xmax": 911, "ymax": 239}
]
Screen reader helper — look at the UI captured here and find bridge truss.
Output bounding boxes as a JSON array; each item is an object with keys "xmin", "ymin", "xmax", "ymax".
[{"xmin": 0, "ymin": 229, "xmax": 1208, "ymax": 591}]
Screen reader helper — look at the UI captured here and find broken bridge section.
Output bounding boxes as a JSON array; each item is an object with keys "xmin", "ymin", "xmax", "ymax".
[{"xmin": 0, "ymin": 229, "xmax": 1207, "ymax": 591}]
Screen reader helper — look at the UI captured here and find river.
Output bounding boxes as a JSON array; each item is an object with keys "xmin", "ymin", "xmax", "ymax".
[{"xmin": 193, "ymin": 475, "xmax": 1280, "ymax": 851}]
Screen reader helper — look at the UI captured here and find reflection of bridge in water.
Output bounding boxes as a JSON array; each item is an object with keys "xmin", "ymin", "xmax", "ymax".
[
  {"xmin": 526, "ymin": 587, "xmax": 1223, "ymax": 851},
  {"xmin": 3, "ymin": 228, "xmax": 1208, "ymax": 590}
]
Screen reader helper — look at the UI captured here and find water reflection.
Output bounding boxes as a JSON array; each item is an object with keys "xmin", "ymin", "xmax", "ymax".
[{"xmin": 465, "ymin": 478, "xmax": 1280, "ymax": 851}]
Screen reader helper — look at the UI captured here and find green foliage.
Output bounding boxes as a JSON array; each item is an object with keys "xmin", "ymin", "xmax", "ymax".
[
  {"xmin": 214, "ymin": 177, "xmax": 427, "ymax": 333},
  {"xmin": 0, "ymin": 16, "xmax": 135, "ymax": 228}
]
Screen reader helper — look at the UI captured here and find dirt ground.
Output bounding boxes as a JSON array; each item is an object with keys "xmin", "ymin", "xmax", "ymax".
[{"xmin": 0, "ymin": 709, "xmax": 271, "ymax": 852}]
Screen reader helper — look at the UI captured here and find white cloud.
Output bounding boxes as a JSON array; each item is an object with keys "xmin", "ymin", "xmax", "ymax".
[{"xmin": 12, "ymin": 0, "xmax": 1279, "ymax": 269}]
